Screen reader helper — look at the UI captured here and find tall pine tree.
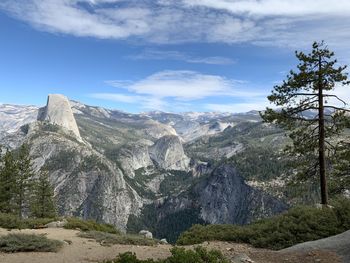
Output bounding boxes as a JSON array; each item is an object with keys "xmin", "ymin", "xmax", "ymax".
[
  {"xmin": 30, "ymin": 170, "xmax": 57, "ymax": 218},
  {"xmin": 13, "ymin": 144, "xmax": 34, "ymax": 218},
  {"xmin": 261, "ymin": 41, "xmax": 350, "ymax": 205},
  {"xmin": 0, "ymin": 148, "xmax": 17, "ymax": 214}
]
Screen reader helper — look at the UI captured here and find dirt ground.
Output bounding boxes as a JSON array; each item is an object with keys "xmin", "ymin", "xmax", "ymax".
[{"xmin": 0, "ymin": 228, "xmax": 342, "ymax": 263}]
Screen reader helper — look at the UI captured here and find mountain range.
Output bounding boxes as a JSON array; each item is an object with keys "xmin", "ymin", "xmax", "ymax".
[{"xmin": 0, "ymin": 94, "xmax": 289, "ymax": 242}]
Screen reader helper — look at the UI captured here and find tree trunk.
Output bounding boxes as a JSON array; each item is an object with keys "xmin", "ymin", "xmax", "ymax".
[{"xmin": 318, "ymin": 55, "xmax": 328, "ymax": 205}]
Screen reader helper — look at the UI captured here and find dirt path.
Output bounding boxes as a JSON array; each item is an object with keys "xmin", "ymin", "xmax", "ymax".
[
  {"xmin": 0, "ymin": 228, "xmax": 342, "ymax": 263},
  {"xmin": 0, "ymin": 228, "xmax": 171, "ymax": 263}
]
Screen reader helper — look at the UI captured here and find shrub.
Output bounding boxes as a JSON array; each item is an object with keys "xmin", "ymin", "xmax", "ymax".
[
  {"xmin": 0, "ymin": 233, "xmax": 63, "ymax": 253},
  {"xmin": 177, "ymin": 199, "xmax": 350, "ymax": 250},
  {"xmin": 0, "ymin": 213, "xmax": 56, "ymax": 229},
  {"xmin": 64, "ymin": 217, "xmax": 119, "ymax": 234},
  {"xmin": 78, "ymin": 231, "xmax": 157, "ymax": 246},
  {"xmin": 102, "ymin": 246, "xmax": 228, "ymax": 263}
]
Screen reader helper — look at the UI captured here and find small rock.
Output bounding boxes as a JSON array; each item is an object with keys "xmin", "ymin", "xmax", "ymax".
[
  {"xmin": 139, "ymin": 230, "xmax": 153, "ymax": 239},
  {"xmin": 232, "ymin": 253, "xmax": 254, "ymax": 263},
  {"xmin": 44, "ymin": 219, "xmax": 68, "ymax": 228},
  {"xmin": 226, "ymin": 247, "xmax": 234, "ymax": 251},
  {"xmin": 63, "ymin": 239, "xmax": 72, "ymax": 245},
  {"xmin": 160, "ymin": 238, "xmax": 168, "ymax": 244},
  {"xmin": 315, "ymin": 259, "xmax": 321, "ymax": 262}
]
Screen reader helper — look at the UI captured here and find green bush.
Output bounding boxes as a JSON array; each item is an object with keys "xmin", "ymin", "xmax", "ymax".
[
  {"xmin": 0, "ymin": 214, "xmax": 120, "ymax": 235},
  {"xmin": 0, "ymin": 213, "xmax": 56, "ymax": 229},
  {"xmin": 102, "ymin": 246, "xmax": 229, "ymax": 263},
  {"xmin": 78, "ymin": 231, "xmax": 157, "ymax": 246},
  {"xmin": 177, "ymin": 199, "xmax": 350, "ymax": 250},
  {"xmin": 64, "ymin": 217, "xmax": 119, "ymax": 234},
  {"xmin": 0, "ymin": 233, "xmax": 63, "ymax": 253}
]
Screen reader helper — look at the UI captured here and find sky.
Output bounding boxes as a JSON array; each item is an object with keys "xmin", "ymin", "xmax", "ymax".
[{"xmin": 1, "ymin": 0, "xmax": 350, "ymax": 113}]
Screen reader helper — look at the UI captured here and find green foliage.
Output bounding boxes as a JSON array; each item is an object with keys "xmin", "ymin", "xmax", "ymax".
[
  {"xmin": 30, "ymin": 170, "xmax": 57, "ymax": 218},
  {"xmin": 78, "ymin": 231, "xmax": 157, "ymax": 246},
  {"xmin": 0, "ymin": 233, "xmax": 63, "ymax": 253},
  {"xmin": 0, "ymin": 149, "xmax": 17, "ymax": 214},
  {"xmin": 329, "ymin": 141, "xmax": 350, "ymax": 196},
  {"xmin": 102, "ymin": 246, "xmax": 229, "ymax": 263},
  {"xmin": 177, "ymin": 199, "xmax": 350, "ymax": 250},
  {"xmin": 0, "ymin": 144, "xmax": 58, "ymax": 218},
  {"xmin": 43, "ymin": 149, "xmax": 76, "ymax": 171},
  {"xmin": 0, "ymin": 144, "xmax": 35, "ymax": 217},
  {"xmin": 64, "ymin": 217, "xmax": 119, "ymax": 234},
  {"xmin": 127, "ymin": 204, "xmax": 205, "ymax": 244},
  {"xmin": 14, "ymin": 144, "xmax": 35, "ymax": 218},
  {"xmin": 159, "ymin": 171, "xmax": 193, "ymax": 195},
  {"xmin": 155, "ymin": 209, "xmax": 206, "ymax": 244},
  {"xmin": 228, "ymin": 146, "xmax": 289, "ymax": 181},
  {"xmin": 0, "ymin": 213, "xmax": 57, "ymax": 229}
]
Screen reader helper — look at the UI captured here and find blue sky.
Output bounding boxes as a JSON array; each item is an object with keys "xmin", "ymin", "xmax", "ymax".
[{"xmin": 1, "ymin": 0, "xmax": 350, "ymax": 113}]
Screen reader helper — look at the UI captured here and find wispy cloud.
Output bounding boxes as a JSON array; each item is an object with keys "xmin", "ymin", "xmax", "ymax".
[
  {"xmin": 182, "ymin": 0, "xmax": 350, "ymax": 16},
  {"xmin": 1, "ymin": 0, "xmax": 350, "ymax": 48},
  {"xmin": 128, "ymin": 49, "xmax": 235, "ymax": 65},
  {"xmin": 90, "ymin": 70, "xmax": 266, "ymax": 112},
  {"xmin": 105, "ymin": 70, "xmax": 262, "ymax": 100}
]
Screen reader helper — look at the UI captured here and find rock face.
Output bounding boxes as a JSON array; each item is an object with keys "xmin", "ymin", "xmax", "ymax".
[
  {"xmin": 194, "ymin": 165, "xmax": 287, "ymax": 224},
  {"xmin": 38, "ymin": 94, "xmax": 81, "ymax": 140},
  {"xmin": 149, "ymin": 135, "xmax": 190, "ymax": 170},
  {"xmin": 158, "ymin": 165, "xmax": 287, "ymax": 226}
]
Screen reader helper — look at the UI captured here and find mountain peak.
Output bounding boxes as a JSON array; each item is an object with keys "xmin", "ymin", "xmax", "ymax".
[{"xmin": 38, "ymin": 94, "xmax": 81, "ymax": 140}]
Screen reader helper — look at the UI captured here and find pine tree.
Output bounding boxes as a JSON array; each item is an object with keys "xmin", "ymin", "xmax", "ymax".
[
  {"xmin": 13, "ymin": 144, "xmax": 34, "ymax": 218},
  {"xmin": 261, "ymin": 41, "xmax": 350, "ymax": 205},
  {"xmin": 329, "ymin": 141, "xmax": 350, "ymax": 195},
  {"xmin": 0, "ymin": 148, "xmax": 17, "ymax": 214},
  {"xmin": 30, "ymin": 170, "xmax": 57, "ymax": 218}
]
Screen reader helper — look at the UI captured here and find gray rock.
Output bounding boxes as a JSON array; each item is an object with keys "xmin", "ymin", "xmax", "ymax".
[
  {"xmin": 160, "ymin": 238, "xmax": 168, "ymax": 244},
  {"xmin": 231, "ymin": 253, "xmax": 254, "ymax": 263},
  {"xmin": 139, "ymin": 230, "xmax": 153, "ymax": 239},
  {"xmin": 45, "ymin": 219, "xmax": 67, "ymax": 228},
  {"xmin": 280, "ymin": 230, "xmax": 350, "ymax": 263}
]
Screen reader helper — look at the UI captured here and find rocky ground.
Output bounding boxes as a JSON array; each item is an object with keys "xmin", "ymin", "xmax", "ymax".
[{"xmin": 0, "ymin": 228, "xmax": 343, "ymax": 263}]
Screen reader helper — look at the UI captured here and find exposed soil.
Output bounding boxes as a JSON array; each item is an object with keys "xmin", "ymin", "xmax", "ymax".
[{"xmin": 0, "ymin": 228, "xmax": 342, "ymax": 263}]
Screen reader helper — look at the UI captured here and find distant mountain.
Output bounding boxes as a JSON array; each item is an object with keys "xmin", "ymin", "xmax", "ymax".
[{"xmin": 0, "ymin": 94, "xmax": 288, "ymax": 242}]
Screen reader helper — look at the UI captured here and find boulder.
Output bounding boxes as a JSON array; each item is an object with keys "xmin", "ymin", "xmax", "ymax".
[
  {"xmin": 139, "ymin": 230, "xmax": 153, "ymax": 239},
  {"xmin": 44, "ymin": 219, "xmax": 68, "ymax": 228}
]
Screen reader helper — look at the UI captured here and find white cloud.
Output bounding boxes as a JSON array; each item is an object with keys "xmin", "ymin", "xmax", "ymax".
[
  {"xmin": 1, "ymin": 0, "xmax": 350, "ymax": 48},
  {"xmin": 206, "ymin": 99, "xmax": 270, "ymax": 113},
  {"xmin": 91, "ymin": 93, "xmax": 142, "ymax": 103},
  {"xmin": 182, "ymin": 0, "xmax": 350, "ymax": 16},
  {"xmin": 105, "ymin": 70, "xmax": 262, "ymax": 100},
  {"xmin": 89, "ymin": 92, "xmax": 169, "ymax": 111},
  {"xmin": 90, "ymin": 70, "xmax": 267, "ymax": 112},
  {"xmin": 128, "ymin": 50, "xmax": 235, "ymax": 65}
]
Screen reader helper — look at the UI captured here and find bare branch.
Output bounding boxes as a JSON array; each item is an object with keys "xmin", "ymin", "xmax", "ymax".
[
  {"xmin": 323, "ymin": 94, "xmax": 347, "ymax": 105},
  {"xmin": 324, "ymin": 106, "xmax": 350, "ymax": 112}
]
